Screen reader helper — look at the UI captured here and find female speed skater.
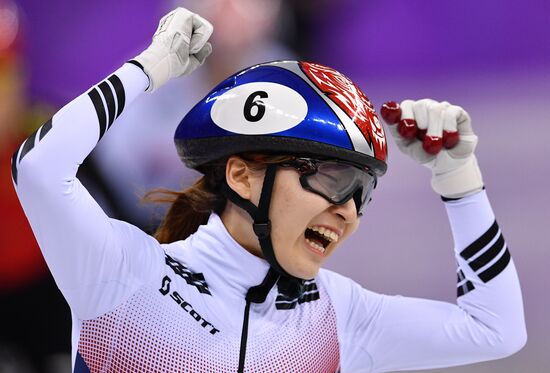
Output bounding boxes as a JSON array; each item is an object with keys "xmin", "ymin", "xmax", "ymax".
[{"xmin": 12, "ymin": 7, "xmax": 526, "ymax": 372}]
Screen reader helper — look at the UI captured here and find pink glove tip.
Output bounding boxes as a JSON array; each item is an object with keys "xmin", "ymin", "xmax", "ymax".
[
  {"xmin": 423, "ymin": 136, "xmax": 443, "ymax": 155},
  {"xmin": 443, "ymin": 130, "xmax": 459, "ymax": 149},
  {"xmin": 380, "ymin": 101, "xmax": 401, "ymax": 125},
  {"xmin": 397, "ymin": 119, "xmax": 417, "ymax": 139}
]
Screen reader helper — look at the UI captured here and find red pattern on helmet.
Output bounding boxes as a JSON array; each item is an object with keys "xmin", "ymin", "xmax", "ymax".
[{"xmin": 300, "ymin": 62, "xmax": 387, "ymax": 162}]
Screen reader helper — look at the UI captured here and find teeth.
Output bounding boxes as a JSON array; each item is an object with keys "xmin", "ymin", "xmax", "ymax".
[
  {"xmin": 306, "ymin": 238, "xmax": 326, "ymax": 253},
  {"xmin": 310, "ymin": 226, "xmax": 339, "ymax": 243}
]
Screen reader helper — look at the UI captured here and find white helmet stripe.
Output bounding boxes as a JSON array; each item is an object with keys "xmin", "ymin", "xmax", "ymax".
[{"xmin": 270, "ymin": 61, "xmax": 376, "ymax": 158}]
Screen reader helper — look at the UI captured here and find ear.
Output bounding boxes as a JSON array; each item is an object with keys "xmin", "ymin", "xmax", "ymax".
[{"xmin": 225, "ymin": 156, "xmax": 255, "ymax": 201}]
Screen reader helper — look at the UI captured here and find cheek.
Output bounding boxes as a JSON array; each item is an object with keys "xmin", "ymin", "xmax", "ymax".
[
  {"xmin": 269, "ymin": 174, "xmax": 328, "ymax": 245},
  {"xmin": 271, "ymin": 174, "xmax": 324, "ymax": 223},
  {"xmin": 340, "ymin": 219, "xmax": 360, "ymax": 244},
  {"xmin": 347, "ymin": 220, "xmax": 360, "ymax": 238},
  {"xmin": 270, "ymin": 186, "xmax": 302, "ymax": 234}
]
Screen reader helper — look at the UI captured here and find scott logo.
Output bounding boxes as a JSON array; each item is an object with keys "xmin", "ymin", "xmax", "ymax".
[
  {"xmin": 159, "ymin": 276, "xmax": 220, "ymax": 335},
  {"xmin": 300, "ymin": 62, "xmax": 387, "ymax": 162}
]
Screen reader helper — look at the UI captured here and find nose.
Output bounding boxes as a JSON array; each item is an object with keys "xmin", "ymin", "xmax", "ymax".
[{"xmin": 330, "ymin": 198, "xmax": 358, "ymax": 223}]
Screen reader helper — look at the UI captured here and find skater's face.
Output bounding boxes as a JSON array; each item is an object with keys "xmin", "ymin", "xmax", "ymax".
[
  {"xmin": 223, "ymin": 155, "xmax": 360, "ymax": 279},
  {"xmin": 269, "ymin": 166, "xmax": 360, "ymax": 279}
]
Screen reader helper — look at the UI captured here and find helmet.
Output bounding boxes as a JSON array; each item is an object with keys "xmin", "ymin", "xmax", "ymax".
[
  {"xmin": 174, "ymin": 60, "xmax": 387, "ymax": 290},
  {"xmin": 175, "ymin": 60, "xmax": 387, "ymax": 176}
]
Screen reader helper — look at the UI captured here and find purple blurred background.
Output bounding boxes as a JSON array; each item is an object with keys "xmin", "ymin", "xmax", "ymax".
[{"xmin": 13, "ymin": 0, "xmax": 550, "ymax": 372}]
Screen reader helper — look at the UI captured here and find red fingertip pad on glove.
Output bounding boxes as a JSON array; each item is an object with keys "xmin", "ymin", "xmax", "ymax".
[
  {"xmin": 381, "ymin": 101, "xmax": 458, "ymax": 153},
  {"xmin": 397, "ymin": 119, "xmax": 418, "ymax": 140},
  {"xmin": 443, "ymin": 130, "xmax": 459, "ymax": 149},
  {"xmin": 380, "ymin": 101, "xmax": 401, "ymax": 124},
  {"xmin": 423, "ymin": 136, "xmax": 443, "ymax": 155}
]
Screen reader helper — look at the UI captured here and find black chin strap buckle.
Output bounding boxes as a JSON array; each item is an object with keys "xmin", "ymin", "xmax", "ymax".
[
  {"xmin": 253, "ymin": 221, "xmax": 271, "ymax": 239},
  {"xmin": 277, "ymin": 276, "xmax": 306, "ymax": 300},
  {"xmin": 246, "ymin": 268, "xmax": 279, "ymax": 304}
]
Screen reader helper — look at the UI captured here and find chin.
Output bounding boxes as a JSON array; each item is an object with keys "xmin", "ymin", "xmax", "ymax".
[{"xmin": 286, "ymin": 264, "xmax": 320, "ymax": 280}]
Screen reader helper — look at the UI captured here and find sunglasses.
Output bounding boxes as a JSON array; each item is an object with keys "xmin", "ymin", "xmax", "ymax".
[{"xmin": 278, "ymin": 157, "xmax": 377, "ymax": 216}]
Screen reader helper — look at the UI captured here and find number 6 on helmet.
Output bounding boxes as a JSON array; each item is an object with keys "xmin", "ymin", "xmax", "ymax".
[{"xmin": 243, "ymin": 91, "xmax": 268, "ymax": 122}]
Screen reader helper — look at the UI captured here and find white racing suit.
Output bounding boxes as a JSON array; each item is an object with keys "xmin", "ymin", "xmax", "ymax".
[{"xmin": 12, "ymin": 63, "xmax": 526, "ymax": 372}]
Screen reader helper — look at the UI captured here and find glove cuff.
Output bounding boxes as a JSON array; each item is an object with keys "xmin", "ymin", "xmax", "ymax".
[
  {"xmin": 431, "ymin": 155, "xmax": 484, "ymax": 199},
  {"xmin": 133, "ymin": 44, "xmax": 172, "ymax": 92}
]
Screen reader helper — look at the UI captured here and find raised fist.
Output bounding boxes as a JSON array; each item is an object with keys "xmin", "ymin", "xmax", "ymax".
[
  {"xmin": 133, "ymin": 7, "xmax": 213, "ymax": 92},
  {"xmin": 381, "ymin": 99, "xmax": 484, "ymax": 199}
]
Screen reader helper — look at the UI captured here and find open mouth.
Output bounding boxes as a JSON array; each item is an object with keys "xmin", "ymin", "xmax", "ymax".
[{"xmin": 304, "ymin": 226, "xmax": 339, "ymax": 255}]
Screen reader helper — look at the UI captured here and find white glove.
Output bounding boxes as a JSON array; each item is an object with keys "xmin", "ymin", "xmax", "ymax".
[
  {"xmin": 133, "ymin": 7, "xmax": 213, "ymax": 92},
  {"xmin": 386, "ymin": 99, "xmax": 484, "ymax": 198}
]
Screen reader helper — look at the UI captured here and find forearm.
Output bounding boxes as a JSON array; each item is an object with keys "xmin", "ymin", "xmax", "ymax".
[
  {"xmin": 368, "ymin": 99, "xmax": 526, "ymax": 370},
  {"xmin": 342, "ymin": 191, "xmax": 526, "ymax": 372},
  {"xmin": 375, "ymin": 190, "xmax": 527, "ymax": 370},
  {"xmin": 447, "ymin": 190, "xmax": 526, "ymax": 352},
  {"xmin": 13, "ymin": 63, "xmax": 147, "ymax": 185},
  {"xmin": 12, "ymin": 6, "xmax": 213, "ymax": 320}
]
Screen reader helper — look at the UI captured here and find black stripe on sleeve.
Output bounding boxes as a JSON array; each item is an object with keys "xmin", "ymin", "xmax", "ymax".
[
  {"xmin": 469, "ymin": 234, "xmax": 505, "ymax": 271},
  {"xmin": 457, "ymin": 269, "xmax": 465, "ymax": 283},
  {"xmin": 460, "ymin": 220, "xmax": 499, "ymax": 260},
  {"xmin": 457, "ymin": 281, "xmax": 475, "ymax": 297},
  {"xmin": 18, "ymin": 128, "xmax": 39, "ymax": 163},
  {"xmin": 39, "ymin": 118, "xmax": 52, "ymax": 140},
  {"xmin": 108, "ymin": 74, "xmax": 125, "ymax": 118},
  {"xmin": 88, "ymin": 88, "xmax": 107, "ymax": 139},
  {"xmin": 478, "ymin": 249, "xmax": 511, "ymax": 283},
  {"xmin": 12, "ymin": 118, "xmax": 55, "ymax": 185},
  {"xmin": 11, "ymin": 150, "xmax": 19, "ymax": 184},
  {"xmin": 98, "ymin": 81, "xmax": 116, "ymax": 127}
]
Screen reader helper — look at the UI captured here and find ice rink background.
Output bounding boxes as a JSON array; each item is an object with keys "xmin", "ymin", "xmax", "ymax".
[
  {"xmin": 15, "ymin": 0, "xmax": 550, "ymax": 372},
  {"xmin": 315, "ymin": 2, "xmax": 550, "ymax": 372}
]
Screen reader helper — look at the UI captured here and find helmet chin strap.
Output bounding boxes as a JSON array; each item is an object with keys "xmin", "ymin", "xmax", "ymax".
[{"xmin": 221, "ymin": 164, "xmax": 305, "ymax": 285}]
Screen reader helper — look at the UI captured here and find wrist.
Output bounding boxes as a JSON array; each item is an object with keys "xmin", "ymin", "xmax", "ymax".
[
  {"xmin": 431, "ymin": 155, "xmax": 484, "ymax": 198},
  {"xmin": 127, "ymin": 60, "xmax": 149, "ymax": 91},
  {"xmin": 441, "ymin": 186, "xmax": 485, "ymax": 202},
  {"xmin": 133, "ymin": 44, "xmax": 171, "ymax": 92}
]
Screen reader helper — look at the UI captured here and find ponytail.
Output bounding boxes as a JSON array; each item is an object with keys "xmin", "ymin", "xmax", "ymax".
[
  {"xmin": 143, "ymin": 153, "xmax": 294, "ymax": 244},
  {"xmin": 143, "ymin": 162, "xmax": 227, "ymax": 243}
]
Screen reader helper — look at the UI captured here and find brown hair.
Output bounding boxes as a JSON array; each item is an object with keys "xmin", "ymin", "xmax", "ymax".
[{"xmin": 143, "ymin": 153, "xmax": 294, "ymax": 244}]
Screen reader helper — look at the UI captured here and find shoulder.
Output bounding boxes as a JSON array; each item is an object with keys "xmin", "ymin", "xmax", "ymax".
[
  {"xmin": 316, "ymin": 268, "xmax": 386, "ymax": 312},
  {"xmin": 316, "ymin": 267, "xmax": 355, "ymax": 289},
  {"xmin": 159, "ymin": 235, "xmax": 206, "ymax": 278},
  {"xmin": 316, "ymin": 268, "xmax": 366, "ymax": 306}
]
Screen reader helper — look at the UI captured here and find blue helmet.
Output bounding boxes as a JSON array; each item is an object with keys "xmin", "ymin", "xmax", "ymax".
[
  {"xmin": 175, "ymin": 60, "xmax": 387, "ymax": 176},
  {"xmin": 175, "ymin": 60, "xmax": 388, "ymax": 285}
]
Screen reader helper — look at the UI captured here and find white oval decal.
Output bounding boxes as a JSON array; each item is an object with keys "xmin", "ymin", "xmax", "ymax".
[{"xmin": 210, "ymin": 82, "xmax": 308, "ymax": 135}]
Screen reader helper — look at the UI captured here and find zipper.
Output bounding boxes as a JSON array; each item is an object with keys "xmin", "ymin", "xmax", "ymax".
[
  {"xmin": 237, "ymin": 268, "xmax": 279, "ymax": 372},
  {"xmin": 237, "ymin": 299, "xmax": 252, "ymax": 373}
]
